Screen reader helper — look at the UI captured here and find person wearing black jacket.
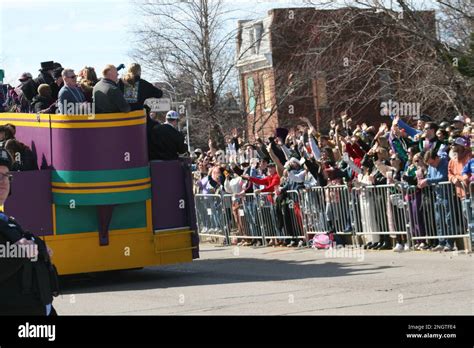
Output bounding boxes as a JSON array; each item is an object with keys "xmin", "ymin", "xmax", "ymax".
[
  {"xmin": 5, "ymin": 139, "xmax": 38, "ymax": 171},
  {"xmin": 119, "ymin": 63, "xmax": 163, "ymax": 111},
  {"xmin": 93, "ymin": 64, "xmax": 130, "ymax": 114},
  {"xmin": 0, "ymin": 148, "xmax": 58, "ymax": 315},
  {"xmin": 31, "ymin": 84, "xmax": 54, "ymax": 113},
  {"xmin": 149, "ymin": 110, "xmax": 187, "ymax": 160},
  {"xmin": 34, "ymin": 61, "xmax": 55, "ymax": 87},
  {"xmin": 18, "ymin": 73, "xmax": 37, "ymax": 105}
]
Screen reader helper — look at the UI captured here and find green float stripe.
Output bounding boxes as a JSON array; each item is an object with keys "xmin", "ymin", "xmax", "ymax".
[
  {"xmin": 55, "ymin": 201, "xmax": 147, "ymax": 235},
  {"xmin": 53, "ymin": 188, "xmax": 151, "ymax": 206},
  {"xmin": 52, "ymin": 166, "xmax": 150, "ymax": 183}
]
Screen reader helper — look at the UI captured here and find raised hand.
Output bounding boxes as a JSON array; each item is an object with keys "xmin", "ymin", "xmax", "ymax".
[
  {"xmin": 299, "ymin": 116, "xmax": 310, "ymax": 123},
  {"xmin": 393, "ymin": 115, "xmax": 400, "ymax": 126}
]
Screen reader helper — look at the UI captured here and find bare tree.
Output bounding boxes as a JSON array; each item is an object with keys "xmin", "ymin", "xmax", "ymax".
[
  {"xmin": 248, "ymin": 2, "xmax": 473, "ymax": 137},
  {"xmin": 351, "ymin": 0, "xmax": 473, "ymax": 116},
  {"xmin": 132, "ymin": 0, "xmax": 244, "ymax": 148}
]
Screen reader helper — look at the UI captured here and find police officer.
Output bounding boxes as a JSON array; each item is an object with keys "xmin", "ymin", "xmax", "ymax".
[
  {"xmin": 149, "ymin": 110, "xmax": 188, "ymax": 160},
  {"xmin": 0, "ymin": 148, "xmax": 59, "ymax": 315}
]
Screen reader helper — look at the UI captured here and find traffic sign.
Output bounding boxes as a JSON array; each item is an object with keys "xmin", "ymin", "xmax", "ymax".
[{"xmin": 145, "ymin": 98, "xmax": 171, "ymax": 112}]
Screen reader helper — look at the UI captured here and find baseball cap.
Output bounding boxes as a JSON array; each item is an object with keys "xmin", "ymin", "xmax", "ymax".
[
  {"xmin": 284, "ymin": 157, "xmax": 300, "ymax": 169},
  {"xmin": 18, "ymin": 72, "xmax": 32, "ymax": 81},
  {"xmin": 453, "ymin": 137, "xmax": 469, "ymax": 147},
  {"xmin": 453, "ymin": 115, "xmax": 465, "ymax": 124},
  {"xmin": 166, "ymin": 110, "xmax": 180, "ymax": 120}
]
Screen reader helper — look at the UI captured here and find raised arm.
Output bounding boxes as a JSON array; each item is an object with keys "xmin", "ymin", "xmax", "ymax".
[{"xmin": 267, "ymin": 143, "xmax": 285, "ymax": 178}]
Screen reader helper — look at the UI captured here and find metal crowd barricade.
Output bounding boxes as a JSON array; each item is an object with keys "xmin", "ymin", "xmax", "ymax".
[
  {"xmin": 280, "ymin": 190, "xmax": 306, "ymax": 241},
  {"xmin": 403, "ymin": 184, "xmax": 424, "ymax": 244},
  {"xmin": 195, "ymin": 181, "xmax": 473, "ymax": 250},
  {"xmin": 195, "ymin": 191, "xmax": 306, "ymax": 246},
  {"xmin": 300, "ymin": 185, "xmax": 353, "ymax": 238},
  {"xmin": 195, "ymin": 193, "xmax": 230, "ymax": 243},
  {"xmin": 324, "ymin": 185, "xmax": 353, "ymax": 234},
  {"xmin": 222, "ymin": 193, "xmax": 265, "ymax": 245},
  {"xmin": 469, "ymin": 182, "xmax": 474, "ymax": 244},
  {"xmin": 351, "ymin": 184, "xmax": 410, "ymax": 239},
  {"xmin": 300, "ymin": 187, "xmax": 329, "ymax": 236},
  {"xmin": 255, "ymin": 192, "xmax": 282, "ymax": 243},
  {"xmin": 411, "ymin": 181, "xmax": 471, "ymax": 248}
]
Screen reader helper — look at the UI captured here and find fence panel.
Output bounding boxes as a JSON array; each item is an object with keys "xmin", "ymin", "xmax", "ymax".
[
  {"xmin": 469, "ymin": 182, "xmax": 474, "ymax": 244},
  {"xmin": 300, "ymin": 187, "xmax": 329, "ymax": 236},
  {"xmin": 352, "ymin": 184, "xmax": 409, "ymax": 237},
  {"xmin": 255, "ymin": 192, "xmax": 281, "ymax": 243},
  {"xmin": 195, "ymin": 194, "xmax": 229, "ymax": 243},
  {"xmin": 222, "ymin": 193, "xmax": 265, "ymax": 245},
  {"xmin": 282, "ymin": 190, "xmax": 306, "ymax": 240},
  {"xmin": 324, "ymin": 185, "xmax": 353, "ymax": 234},
  {"xmin": 411, "ymin": 182, "xmax": 470, "ymax": 245}
]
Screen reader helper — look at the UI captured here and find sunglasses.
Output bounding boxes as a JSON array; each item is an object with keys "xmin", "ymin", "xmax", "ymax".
[
  {"xmin": 66, "ymin": 75, "xmax": 77, "ymax": 79},
  {"xmin": 0, "ymin": 172, "xmax": 13, "ymax": 182}
]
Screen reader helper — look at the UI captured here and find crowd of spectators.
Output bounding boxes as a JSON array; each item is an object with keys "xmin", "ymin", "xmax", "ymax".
[{"xmin": 192, "ymin": 111, "xmax": 474, "ymax": 251}]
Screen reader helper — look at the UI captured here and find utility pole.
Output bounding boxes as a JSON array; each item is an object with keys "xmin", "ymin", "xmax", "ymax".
[{"xmin": 184, "ymin": 98, "xmax": 192, "ymax": 153}]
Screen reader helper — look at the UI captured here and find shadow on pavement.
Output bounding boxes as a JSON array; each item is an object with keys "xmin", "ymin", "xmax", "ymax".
[{"xmin": 59, "ymin": 255, "xmax": 398, "ymax": 294}]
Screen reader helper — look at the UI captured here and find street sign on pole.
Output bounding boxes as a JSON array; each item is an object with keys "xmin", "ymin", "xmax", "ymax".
[{"xmin": 145, "ymin": 98, "xmax": 171, "ymax": 112}]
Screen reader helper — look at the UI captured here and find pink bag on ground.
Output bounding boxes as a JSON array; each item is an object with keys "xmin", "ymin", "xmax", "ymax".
[{"xmin": 311, "ymin": 233, "xmax": 333, "ymax": 249}]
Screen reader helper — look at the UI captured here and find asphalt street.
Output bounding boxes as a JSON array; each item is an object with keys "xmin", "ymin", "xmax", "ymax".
[{"xmin": 55, "ymin": 243, "xmax": 473, "ymax": 315}]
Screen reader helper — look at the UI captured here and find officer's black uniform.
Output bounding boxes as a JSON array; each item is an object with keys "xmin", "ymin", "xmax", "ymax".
[
  {"xmin": 0, "ymin": 149, "xmax": 59, "ymax": 315},
  {"xmin": 149, "ymin": 122, "xmax": 187, "ymax": 161}
]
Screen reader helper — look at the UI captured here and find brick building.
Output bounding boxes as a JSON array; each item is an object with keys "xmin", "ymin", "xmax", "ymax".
[{"xmin": 236, "ymin": 7, "xmax": 436, "ymax": 140}]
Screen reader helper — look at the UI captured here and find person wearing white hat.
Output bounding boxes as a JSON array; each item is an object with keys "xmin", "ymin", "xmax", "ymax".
[
  {"xmin": 452, "ymin": 115, "xmax": 465, "ymax": 131},
  {"xmin": 149, "ymin": 110, "xmax": 187, "ymax": 160}
]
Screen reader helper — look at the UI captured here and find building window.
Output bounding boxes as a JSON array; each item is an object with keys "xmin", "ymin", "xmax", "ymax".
[
  {"xmin": 248, "ymin": 29, "xmax": 256, "ymax": 55},
  {"xmin": 262, "ymin": 73, "xmax": 272, "ymax": 110},
  {"xmin": 247, "ymin": 76, "xmax": 256, "ymax": 113},
  {"xmin": 253, "ymin": 22, "xmax": 264, "ymax": 54}
]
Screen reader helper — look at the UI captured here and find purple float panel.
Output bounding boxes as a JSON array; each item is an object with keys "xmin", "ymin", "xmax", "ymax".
[
  {"xmin": 51, "ymin": 125, "xmax": 148, "ymax": 171},
  {"xmin": 150, "ymin": 160, "xmax": 188, "ymax": 231},
  {"xmin": 180, "ymin": 158, "xmax": 199, "ymax": 259},
  {"xmin": 14, "ymin": 123, "xmax": 52, "ymax": 169},
  {"xmin": 4, "ymin": 170, "xmax": 53, "ymax": 236}
]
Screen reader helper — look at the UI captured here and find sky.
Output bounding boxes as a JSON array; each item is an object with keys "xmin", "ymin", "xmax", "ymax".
[
  {"xmin": 0, "ymin": 0, "xmax": 438, "ymax": 85},
  {"xmin": 0, "ymin": 0, "xmax": 133, "ymax": 84}
]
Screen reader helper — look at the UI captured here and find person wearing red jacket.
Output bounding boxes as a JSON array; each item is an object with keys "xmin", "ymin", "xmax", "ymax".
[
  {"xmin": 242, "ymin": 162, "xmax": 280, "ymax": 193},
  {"xmin": 242, "ymin": 162, "xmax": 281, "ymax": 246}
]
